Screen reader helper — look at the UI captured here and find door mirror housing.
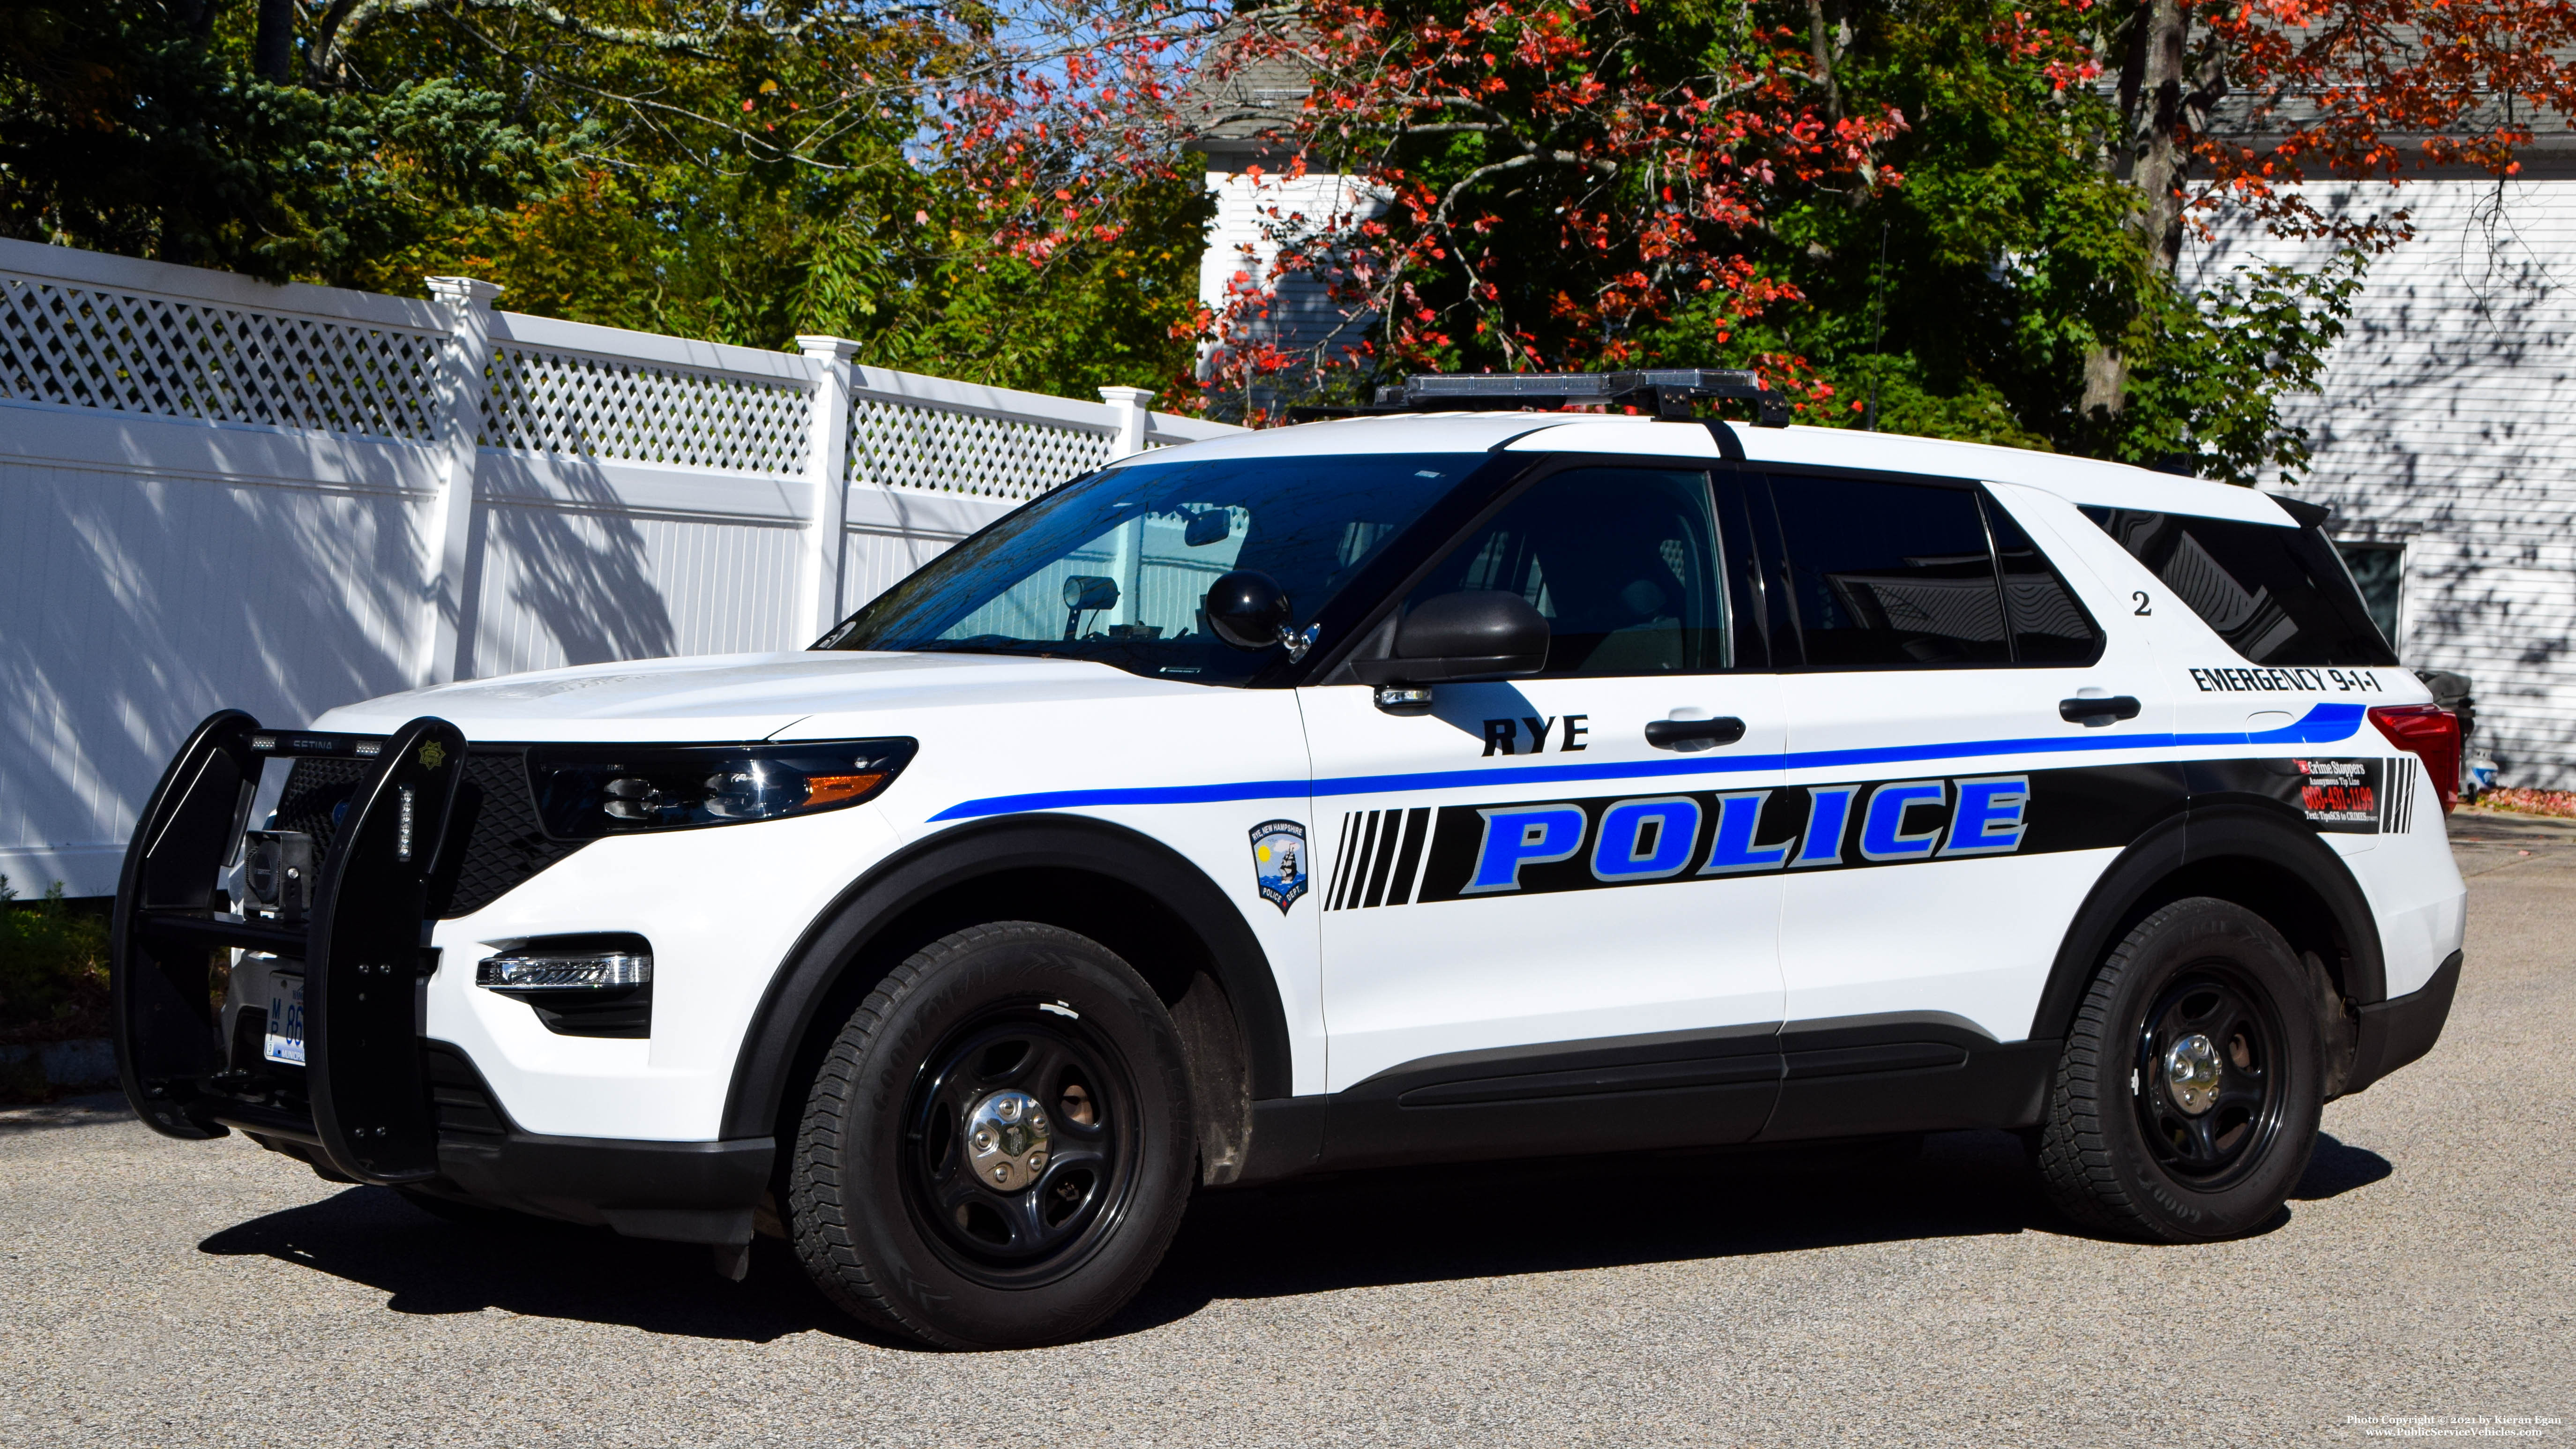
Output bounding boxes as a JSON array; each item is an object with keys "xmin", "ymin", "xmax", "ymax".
[{"xmin": 1351, "ymin": 590, "xmax": 1550, "ymax": 685}]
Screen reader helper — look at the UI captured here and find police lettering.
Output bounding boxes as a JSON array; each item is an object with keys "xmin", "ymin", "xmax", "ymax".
[{"xmin": 1459, "ymin": 774, "xmax": 2032, "ymax": 896}]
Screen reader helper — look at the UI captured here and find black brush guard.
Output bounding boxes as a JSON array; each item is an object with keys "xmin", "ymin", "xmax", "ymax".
[{"xmin": 113, "ymin": 709, "xmax": 469, "ymax": 1184}]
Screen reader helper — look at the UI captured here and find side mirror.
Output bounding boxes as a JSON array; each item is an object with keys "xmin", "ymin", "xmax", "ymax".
[
  {"xmin": 1205, "ymin": 570, "xmax": 1293, "ymax": 651},
  {"xmin": 1352, "ymin": 591, "xmax": 1550, "ymax": 686}
]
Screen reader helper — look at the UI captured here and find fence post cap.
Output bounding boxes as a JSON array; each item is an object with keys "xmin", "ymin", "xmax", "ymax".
[
  {"xmin": 424, "ymin": 276, "xmax": 504, "ymax": 308},
  {"xmin": 1097, "ymin": 385, "xmax": 1157, "ymax": 407},
  {"xmin": 796, "ymin": 335, "xmax": 864, "ymax": 362}
]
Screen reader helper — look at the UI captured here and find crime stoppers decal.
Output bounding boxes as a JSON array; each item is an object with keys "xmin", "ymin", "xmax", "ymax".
[{"xmin": 2295, "ymin": 757, "xmax": 2378, "ymax": 827}]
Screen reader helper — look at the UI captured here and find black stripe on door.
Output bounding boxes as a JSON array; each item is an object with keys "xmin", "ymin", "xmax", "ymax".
[{"xmin": 1326, "ymin": 807, "xmax": 1433, "ymax": 910}]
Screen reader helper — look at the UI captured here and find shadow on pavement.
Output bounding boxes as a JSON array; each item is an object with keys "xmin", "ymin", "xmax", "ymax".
[
  {"xmin": 2294, "ymin": 1133, "xmax": 2392, "ymax": 1201},
  {"xmin": 1111, "ymin": 1129, "xmax": 2044, "ymax": 1335},
  {"xmin": 195, "ymin": 1126, "xmax": 2396, "ymax": 1346},
  {"xmin": 198, "ymin": 1187, "xmax": 865, "ymax": 1345}
]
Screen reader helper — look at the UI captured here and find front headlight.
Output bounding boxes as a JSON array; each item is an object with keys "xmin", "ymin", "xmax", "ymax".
[{"xmin": 527, "ymin": 738, "xmax": 917, "ymax": 839}]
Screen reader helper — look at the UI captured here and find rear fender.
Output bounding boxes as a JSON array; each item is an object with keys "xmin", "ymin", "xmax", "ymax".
[{"xmin": 2033, "ymin": 803, "xmax": 2385, "ymax": 1046}]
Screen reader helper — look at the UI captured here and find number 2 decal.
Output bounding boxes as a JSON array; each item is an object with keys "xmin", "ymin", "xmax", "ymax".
[{"xmin": 2133, "ymin": 591, "xmax": 2153, "ymax": 616}]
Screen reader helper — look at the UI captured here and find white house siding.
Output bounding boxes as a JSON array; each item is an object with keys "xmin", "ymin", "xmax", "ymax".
[
  {"xmin": 2197, "ymin": 177, "xmax": 2576, "ymax": 788},
  {"xmin": 1197, "ymin": 170, "xmax": 1383, "ymax": 392}
]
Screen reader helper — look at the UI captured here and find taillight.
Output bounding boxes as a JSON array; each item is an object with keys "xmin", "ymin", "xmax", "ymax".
[{"xmin": 2369, "ymin": 704, "xmax": 2461, "ymax": 814}]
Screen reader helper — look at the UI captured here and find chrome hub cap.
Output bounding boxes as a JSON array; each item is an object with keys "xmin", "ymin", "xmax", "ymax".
[
  {"xmin": 965, "ymin": 1090, "xmax": 1052, "ymax": 1192},
  {"xmin": 2163, "ymin": 1033, "xmax": 2225, "ymax": 1115}
]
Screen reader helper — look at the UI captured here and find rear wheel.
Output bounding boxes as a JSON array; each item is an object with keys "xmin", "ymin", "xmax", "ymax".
[
  {"xmin": 2036, "ymin": 898, "xmax": 2324, "ymax": 1241},
  {"xmin": 789, "ymin": 922, "xmax": 1195, "ymax": 1348}
]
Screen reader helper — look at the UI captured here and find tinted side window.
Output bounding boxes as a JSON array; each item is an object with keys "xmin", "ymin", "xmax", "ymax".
[
  {"xmin": 1987, "ymin": 503, "xmax": 2105, "ymax": 665},
  {"xmin": 1405, "ymin": 468, "xmax": 1727, "ymax": 675},
  {"xmin": 1769, "ymin": 475, "xmax": 2009, "ymax": 667},
  {"xmin": 2082, "ymin": 508, "xmax": 2397, "ymax": 667}
]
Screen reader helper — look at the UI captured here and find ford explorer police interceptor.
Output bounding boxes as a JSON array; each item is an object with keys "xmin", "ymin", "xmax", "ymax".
[{"xmin": 111, "ymin": 370, "xmax": 2465, "ymax": 1349}]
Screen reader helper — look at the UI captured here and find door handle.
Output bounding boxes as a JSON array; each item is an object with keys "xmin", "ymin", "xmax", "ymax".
[
  {"xmin": 1645, "ymin": 717, "xmax": 1747, "ymax": 749},
  {"xmin": 2059, "ymin": 695, "xmax": 2142, "ymax": 726}
]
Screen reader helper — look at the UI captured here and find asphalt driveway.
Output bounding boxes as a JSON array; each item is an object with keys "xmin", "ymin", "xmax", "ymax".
[{"xmin": 5, "ymin": 813, "xmax": 2570, "ymax": 1446}]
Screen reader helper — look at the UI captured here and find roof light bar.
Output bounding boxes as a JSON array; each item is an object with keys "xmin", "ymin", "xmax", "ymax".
[{"xmin": 1374, "ymin": 368, "xmax": 1791, "ymax": 426}]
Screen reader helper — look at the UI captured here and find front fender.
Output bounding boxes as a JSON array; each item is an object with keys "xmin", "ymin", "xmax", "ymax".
[{"xmin": 717, "ymin": 813, "xmax": 1293, "ymax": 1141}]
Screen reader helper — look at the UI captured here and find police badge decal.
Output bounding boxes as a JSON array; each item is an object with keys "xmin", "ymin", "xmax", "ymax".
[{"xmin": 1248, "ymin": 819, "xmax": 1308, "ymax": 914}]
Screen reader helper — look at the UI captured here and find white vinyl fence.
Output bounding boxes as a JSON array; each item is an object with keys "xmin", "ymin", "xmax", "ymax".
[{"xmin": 0, "ymin": 238, "xmax": 1242, "ymax": 896}]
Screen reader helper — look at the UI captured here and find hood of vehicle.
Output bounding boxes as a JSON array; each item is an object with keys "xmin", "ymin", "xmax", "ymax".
[{"xmin": 310, "ymin": 650, "xmax": 1202, "ymax": 743}]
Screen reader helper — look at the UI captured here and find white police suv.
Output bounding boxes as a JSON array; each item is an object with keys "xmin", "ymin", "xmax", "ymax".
[{"xmin": 113, "ymin": 371, "xmax": 2465, "ymax": 1348}]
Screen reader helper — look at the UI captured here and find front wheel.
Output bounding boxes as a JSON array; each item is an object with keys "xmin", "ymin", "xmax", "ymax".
[
  {"xmin": 2035, "ymin": 898, "xmax": 2324, "ymax": 1241},
  {"xmin": 788, "ymin": 922, "xmax": 1196, "ymax": 1348}
]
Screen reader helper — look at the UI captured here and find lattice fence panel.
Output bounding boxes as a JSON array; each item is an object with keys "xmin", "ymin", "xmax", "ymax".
[
  {"xmin": 0, "ymin": 276, "xmax": 445, "ymax": 439},
  {"xmin": 850, "ymin": 397, "xmax": 1118, "ymax": 500},
  {"xmin": 482, "ymin": 347, "xmax": 812, "ymax": 475}
]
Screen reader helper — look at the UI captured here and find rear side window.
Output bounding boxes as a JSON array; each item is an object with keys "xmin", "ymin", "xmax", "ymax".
[
  {"xmin": 1988, "ymin": 505, "xmax": 2102, "ymax": 665},
  {"xmin": 1765, "ymin": 475, "xmax": 2101, "ymax": 668},
  {"xmin": 2081, "ymin": 508, "xmax": 2397, "ymax": 667}
]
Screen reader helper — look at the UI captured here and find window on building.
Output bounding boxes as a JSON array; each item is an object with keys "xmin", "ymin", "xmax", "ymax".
[{"xmin": 2337, "ymin": 542, "xmax": 2406, "ymax": 655}]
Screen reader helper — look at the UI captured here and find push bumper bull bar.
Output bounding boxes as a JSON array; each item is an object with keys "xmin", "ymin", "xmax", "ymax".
[
  {"xmin": 114, "ymin": 709, "xmax": 468, "ymax": 1182},
  {"xmin": 111, "ymin": 710, "xmax": 773, "ymax": 1243}
]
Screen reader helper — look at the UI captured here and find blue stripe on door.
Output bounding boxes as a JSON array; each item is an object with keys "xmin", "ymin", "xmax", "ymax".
[{"xmin": 924, "ymin": 702, "xmax": 2367, "ymax": 822}]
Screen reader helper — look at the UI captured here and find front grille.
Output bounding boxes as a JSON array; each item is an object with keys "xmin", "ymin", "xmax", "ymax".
[{"xmin": 276, "ymin": 749, "xmax": 585, "ymax": 918}]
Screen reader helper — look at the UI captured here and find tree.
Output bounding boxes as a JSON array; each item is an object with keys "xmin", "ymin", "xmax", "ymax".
[
  {"xmin": 1183, "ymin": 1, "xmax": 1902, "ymax": 418},
  {"xmin": 0, "ymin": 0, "xmax": 548, "ymax": 280},
  {"xmin": 1180, "ymin": 0, "xmax": 2575, "ymax": 483},
  {"xmin": 0, "ymin": 0, "xmax": 1216, "ymax": 398},
  {"xmin": 2079, "ymin": 0, "xmax": 2576, "ymax": 438}
]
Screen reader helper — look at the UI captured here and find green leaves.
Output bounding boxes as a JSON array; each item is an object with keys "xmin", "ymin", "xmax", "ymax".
[
  {"xmin": 0, "ymin": 1, "xmax": 1209, "ymax": 401},
  {"xmin": 2113, "ymin": 251, "xmax": 2368, "ymax": 486},
  {"xmin": 0, "ymin": 877, "xmax": 109, "ymax": 1044}
]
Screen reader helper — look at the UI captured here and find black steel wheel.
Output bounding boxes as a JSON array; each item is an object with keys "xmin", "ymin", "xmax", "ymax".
[
  {"xmin": 2036, "ymin": 897, "xmax": 2324, "ymax": 1241},
  {"xmin": 2132, "ymin": 967, "xmax": 2288, "ymax": 1189},
  {"xmin": 900, "ymin": 1005, "xmax": 1141, "ymax": 1285},
  {"xmin": 789, "ymin": 922, "xmax": 1195, "ymax": 1349}
]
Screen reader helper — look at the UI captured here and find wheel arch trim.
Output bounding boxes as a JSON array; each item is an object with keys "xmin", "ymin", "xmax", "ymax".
[
  {"xmin": 2031, "ymin": 804, "xmax": 2385, "ymax": 1044},
  {"xmin": 718, "ymin": 812, "xmax": 1294, "ymax": 1142}
]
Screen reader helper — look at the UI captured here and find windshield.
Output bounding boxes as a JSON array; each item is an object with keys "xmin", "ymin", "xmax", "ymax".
[{"xmin": 815, "ymin": 454, "xmax": 1481, "ymax": 684}]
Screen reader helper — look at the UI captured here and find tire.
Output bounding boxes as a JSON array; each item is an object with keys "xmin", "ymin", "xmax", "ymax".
[
  {"xmin": 788, "ymin": 922, "xmax": 1196, "ymax": 1349},
  {"xmin": 2035, "ymin": 897, "xmax": 2324, "ymax": 1241}
]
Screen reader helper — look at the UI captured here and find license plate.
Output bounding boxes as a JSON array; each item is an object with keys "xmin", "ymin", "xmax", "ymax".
[{"xmin": 264, "ymin": 977, "xmax": 306, "ymax": 1066}]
